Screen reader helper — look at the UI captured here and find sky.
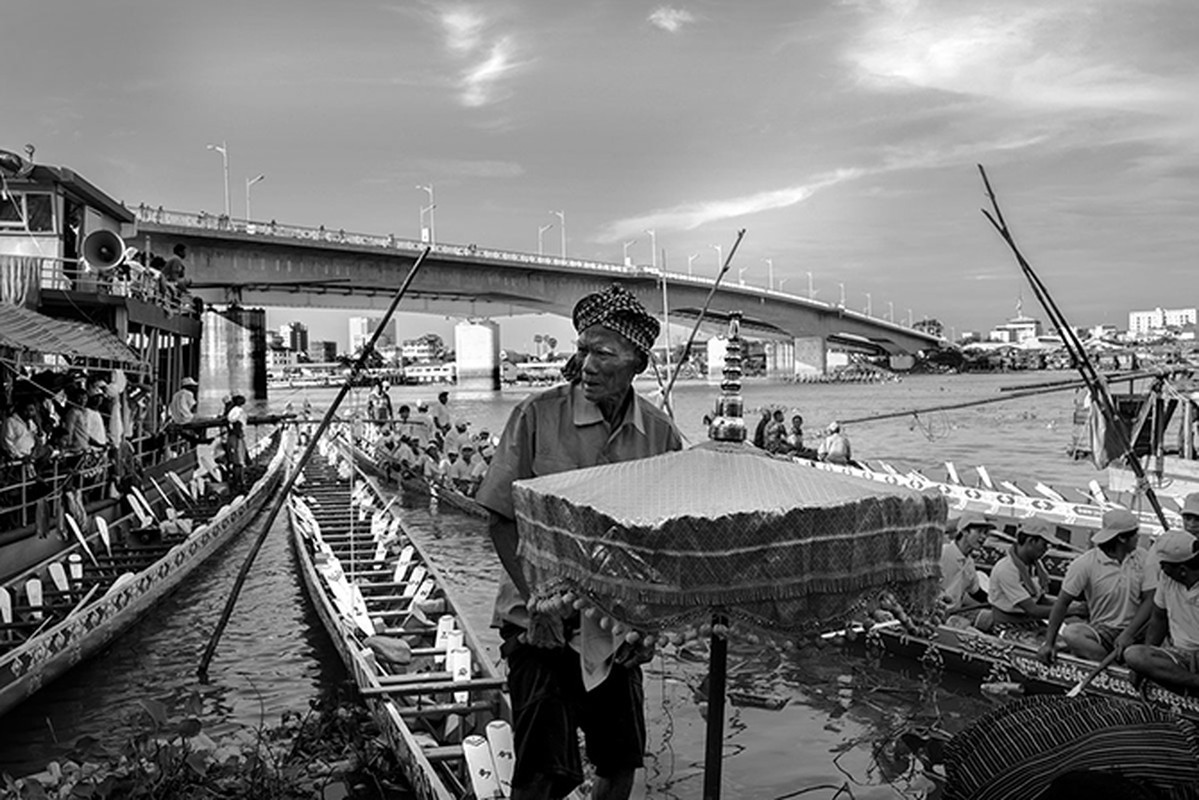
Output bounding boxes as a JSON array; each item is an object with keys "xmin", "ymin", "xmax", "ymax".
[{"xmin": 5, "ymin": 0, "xmax": 1198, "ymax": 351}]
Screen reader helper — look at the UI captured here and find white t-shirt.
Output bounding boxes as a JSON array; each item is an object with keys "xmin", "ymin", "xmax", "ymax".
[
  {"xmin": 1154, "ymin": 576, "xmax": 1199, "ymax": 651},
  {"xmin": 1060, "ymin": 547, "xmax": 1146, "ymax": 630}
]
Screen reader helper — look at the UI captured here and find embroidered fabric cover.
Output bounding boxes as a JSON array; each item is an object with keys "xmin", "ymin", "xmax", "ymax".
[
  {"xmin": 944, "ymin": 695, "xmax": 1199, "ymax": 800},
  {"xmin": 512, "ymin": 441, "xmax": 946, "ymax": 633}
]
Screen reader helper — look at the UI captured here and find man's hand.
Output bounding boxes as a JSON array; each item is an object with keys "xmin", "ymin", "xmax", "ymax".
[
  {"xmin": 1036, "ymin": 641, "xmax": 1056, "ymax": 666},
  {"xmin": 1112, "ymin": 630, "xmax": 1135, "ymax": 663},
  {"xmin": 613, "ymin": 635, "xmax": 657, "ymax": 667}
]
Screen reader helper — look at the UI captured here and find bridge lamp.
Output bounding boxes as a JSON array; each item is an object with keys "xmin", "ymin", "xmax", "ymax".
[
  {"xmin": 644, "ymin": 229, "xmax": 657, "ymax": 268},
  {"xmin": 806, "ymin": 271, "xmax": 816, "ymax": 298},
  {"xmin": 417, "ymin": 184, "xmax": 436, "ymax": 244},
  {"xmin": 778, "ymin": 277, "xmax": 788, "ymax": 292},
  {"xmin": 907, "ymin": 308, "xmax": 914, "ymax": 327},
  {"xmin": 710, "ymin": 244, "xmax": 722, "ymax": 273},
  {"xmin": 737, "ymin": 264, "xmax": 748, "ymax": 285},
  {"xmin": 538, "ymin": 223, "xmax": 554, "ymax": 255},
  {"xmin": 763, "ymin": 257, "xmax": 773, "ymax": 290},
  {"xmin": 687, "ymin": 253, "xmax": 699, "ymax": 276},
  {"xmin": 205, "ymin": 141, "xmax": 230, "ymax": 218},
  {"xmin": 550, "ymin": 210, "xmax": 566, "ymax": 257},
  {"xmin": 888, "ymin": 301, "xmax": 894, "ymax": 322},
  {"xmin": 838, "ymin": 282, "xmax": 846, "ymax": 307},
  {"xmin": 245, "ymin": 174, "xmax": 264, "ymax": 221},
  {"xmin": 622, "ymin": 239, "xmax": 637, "ymax": 266},
  {"xmin": 864, "ymin": 292, "xmax": 872, "ymax": 316}
]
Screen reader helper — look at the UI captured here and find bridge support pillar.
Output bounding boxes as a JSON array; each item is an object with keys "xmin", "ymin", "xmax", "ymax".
[
  {"xmin": 793, "ymin": 335, "xmax": 826, "ymax": 376},
  {"xmin": 455, "ymin": 319, "xmax": 501, "ymax": 391},
  {"xmin": 763, "ymin": 340, "xmax": 795, "ymax": 379}
]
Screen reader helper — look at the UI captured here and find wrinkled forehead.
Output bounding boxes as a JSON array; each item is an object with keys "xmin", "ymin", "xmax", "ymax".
[{"xmin": 576, "ymin": 324, "xmax": 637, "ymax": 354}]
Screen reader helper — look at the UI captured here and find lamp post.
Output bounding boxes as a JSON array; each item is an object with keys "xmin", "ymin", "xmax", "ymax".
[
  {"xmin": 864, "ymin": 292, "xmax": 872, "ymax": 316},
  {"xmin": 838, "ymin": 282, "xmax": 846, "ymax": 307},
  {"xmin": 778, "ymin": 277, "xmax": 788, "ymax": 292},
  {"xmin": 205, "ymin": 141, "xmax": 230, "ymax": 219},
  {"xmin": 538, "ymin": 223, "xmax": 554, "ymax": 255},
  {"xmin": 417, "ymin": 184, "xmax": 436, "ymax": 244},
  {"xmin": 550, "ymin": 210, "xmax": 566, "ymax": 257},
  {"xmin": 762, "ymin": 258, "xmax": 774, "ymax": 290},
  {"xmin": 888, "ymin": 301, "xmax": 894, "ymax": 322},
  {"xmin": 907, "ymin": 309, "xmax": 914, "ymax": 327},
  {"xmin": 645, "ymin": 229, "xmax": 657, "ymax": 268},
  {"xmin": 737, "ymin": 264, "xmax": 748, "ymax": 285},
  {"xmin": 711, "ymin": 244, "xmax": 722, "ymax": 273},
  {"xmin": 687, "ymin": 253, "xmax": 699, "ymax": 276},
  {"xmin": 622, "ymin": 239, "xmax": 637, "ymax": 266},
  {"xmin": 244, "ymin": 174, "xmax": 264, "ymax": 221},
  {"xmin": 806, "ymin": 271, "xmax": 816, "ymax": 298}
]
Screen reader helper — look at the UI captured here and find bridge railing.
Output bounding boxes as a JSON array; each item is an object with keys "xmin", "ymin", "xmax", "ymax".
[{"xmin": 131, "ymin": 205, "xmax": 926, "ymax": 335}]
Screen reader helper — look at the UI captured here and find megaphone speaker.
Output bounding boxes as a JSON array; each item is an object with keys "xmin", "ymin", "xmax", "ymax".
[{"xmin": 82, "ymin": 229, "xmax": 126, "ymax": 270}]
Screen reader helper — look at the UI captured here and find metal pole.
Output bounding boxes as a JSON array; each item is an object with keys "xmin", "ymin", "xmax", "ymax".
[
  {"xmin": 198, "ymin": 247, "xmax": 431, "ymax": 679},
  {"xmin": 763, "ymin": 258, "xmax": 773, "ymax": 290},
  {"xmin": 702, "ymin": 611, "xmax": 728, "ymax": 800},
  {"xmin": 222, "ymin": 142, "xmax": 229, "ymax": 220},
  {"xmin": 646, "ymin": 229, "xmax": 657, "ymax": 268},
  {"xmin": 538, "ymin": 223, "xmax": 553, "ymax": 255},
  {"xmin": 661, "ymin": 268, "xmax": 671, "ymax": 375}
]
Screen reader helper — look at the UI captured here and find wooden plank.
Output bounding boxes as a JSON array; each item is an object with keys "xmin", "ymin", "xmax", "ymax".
[{"xmin": 360, "ymin": 677, "xmax": 506, "ymax": 697}]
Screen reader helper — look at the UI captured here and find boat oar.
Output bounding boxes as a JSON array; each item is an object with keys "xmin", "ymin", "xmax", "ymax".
[
  {"xmin": 197, "ymin": 247, "xmax": 430, "ymax": 680},
  {"xmin": 1066, "ymin": 649, "xmax": 1120, "ymax": 698}
]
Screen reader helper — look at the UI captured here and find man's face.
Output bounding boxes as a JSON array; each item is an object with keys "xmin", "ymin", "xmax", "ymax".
[
  {"xmin": 576, "ymin": 325, "xmax": 641, "ymax": 407},
  {"xmin": 960, "ymin": 526, "xmax": 988, "ymax": 555},
  {"xmin": 1026, "ymin": 537, "xmax": 1050, "ymax": 562},
  {"xmin": 1184, "ymin": 514, "xmax": 1199, "ymax": 537}
]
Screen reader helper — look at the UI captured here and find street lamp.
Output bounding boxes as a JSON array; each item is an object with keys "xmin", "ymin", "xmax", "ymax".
[
  {"xmin": 763, "ymin": 257, "xmax": 773, "ymax": 290},
  {"xmin": 806, "ymin": 271, "xmax": 816, "ymax": 298},
  {"xmin": 550, "ymin": 210, "xmax": 566, "ymax": 257},
  {"xmin": 244, "ymin": 174, "xmax": 264, "ymax": 221},
  {"xmin": 907, "ymin": 309, "xmax": 914, "ymax": 327},
  {"xmin": 644, "ymin": 229, "xmax": 657, "ymax": 268},
  {"xmin": 778, "ymin": 277, "xmax": 788, "ymax": 292},
  {"xmin": 888, "ymin": 301, "xmax": 894, "ymax": 322},
  {"xmin": 417, "ymin": 184, "xmax": 436, "ymax": 244},
  {"xmin": 205, "ymin": 141, "xmax": 230, "ymax": 219},
  {"xmin": 622, "ymin": 239, "xmax": 637, "ymax": 265},
  {"xmin": 838, "ymin": 282, "xmax": 846, "ymax": 307},
  {"xmin": 687, "ymin": 253, "xmax": 699, "ymax": 276},
  {"xmin": 710, "ymin": 244, "xmax": 722, "ymax": 273},
  {"xmin": 737, "ymin": 264, "xmax": 749, "ymax": 285},
  {"xmin": 538, "ymin": 223, "xmax": 554, "ymax": 255},
  {"xmin": 864, "ymin": 292, "xmax": 872, "ymax": 316}
]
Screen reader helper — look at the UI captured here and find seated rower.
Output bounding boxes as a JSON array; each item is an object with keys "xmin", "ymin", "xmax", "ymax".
[
  {"xmin": 940, "ymin": 513, "xmax": 993, "ymax": 617},
  {"xmin": 1124, "ymin": 531, "xmax": 1199, "ymax": 693},
  {"xmin": 1038, "ymin": 509, "xmax": 1146, "ymax": 664},
  {"xmin": 987, "ymin": 519, "xmax": 1082, "ymax": 631}
]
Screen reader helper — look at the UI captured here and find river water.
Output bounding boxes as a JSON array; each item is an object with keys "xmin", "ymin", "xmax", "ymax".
[{"xmin": 0, "ymin": 372, "xmax": 1102, "ymax": 797}]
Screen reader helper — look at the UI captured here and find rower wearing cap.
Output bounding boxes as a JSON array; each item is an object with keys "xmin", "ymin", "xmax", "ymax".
[
  {"xmin": 988, "ymin": 519, "xmax": 1079, "ymax": 630},
  {"xmin": 445, "ymin": 419, "xmax": 471, "ymax": 454},
  {"xmin": 1038, "ymin": 508, "xmax": 1147, "ymax": 664},
  {"xmin": 1111, "ymin": 492, "xmax": 1199, "ymax": 659},
  {"xmin": 940, "ymin": 513, "xmax": 993, "ymax": 614},
  {"xmin": 1124, "ymin": 530, "xmax": 1199, "ymax": 692}
]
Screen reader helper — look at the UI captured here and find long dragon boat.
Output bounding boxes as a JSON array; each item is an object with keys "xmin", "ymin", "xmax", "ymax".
[
  {"xmin": 0, "ymin": 427, "xmax": 290, "ymax": 717},
  {"xmin": 347, "ymin": 439, "xmax": 488, "ymax": 520},
  {"xmin": 287, "ymin": 433, "xmax": 513, "ymax": 800}
]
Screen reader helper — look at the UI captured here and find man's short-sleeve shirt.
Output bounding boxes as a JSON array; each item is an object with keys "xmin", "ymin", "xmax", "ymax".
[
  {"xmin": 1154, "ymin": 576, "xmax": 1199, "ymax": 651},
  {"xmin": 477, "ymin": 382, "xmax": 682, "ymax": 627},
  {"xmin": 1060, "ymin": 546, "xmax": 1147, "ymax": 630},
  {"xmin": 988, "ymin": 554, "xmax": 1041, "ymax": 614},
  {"xmin": 940, "ymin": 540, "xmax": 980, "ymax": 611}
]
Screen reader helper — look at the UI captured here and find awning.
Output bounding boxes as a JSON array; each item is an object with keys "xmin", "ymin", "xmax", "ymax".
[{"xmin": 0, "ymin": 303, "xmax": 144, "ymax": 369}]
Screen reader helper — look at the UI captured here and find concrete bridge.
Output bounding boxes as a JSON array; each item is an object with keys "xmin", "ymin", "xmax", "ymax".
[{"xmin": 130, "ymin": 208, "xmax": 940, "ymax": 383}]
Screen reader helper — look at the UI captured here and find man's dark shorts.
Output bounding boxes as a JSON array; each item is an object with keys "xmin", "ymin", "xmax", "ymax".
[{"xmin": 501, "ymin": 626, "xmax": 645, "ymax": 797}]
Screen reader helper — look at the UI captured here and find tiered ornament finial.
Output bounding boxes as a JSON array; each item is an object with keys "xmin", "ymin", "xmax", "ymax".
[{"xmin": 708, "ymin": 312, "xmax": 746, "ymax": 443}]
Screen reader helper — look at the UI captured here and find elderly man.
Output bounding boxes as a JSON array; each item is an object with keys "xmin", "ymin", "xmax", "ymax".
[
  {"xmin": 1039, "ymin": 508, "xmax": 1146, "ymax": 663},
  {"xmin": 940, "ymin": 513, "xmax": 993, "ymax": 614},
  {"xmin": 1124, "ymin": 531, "xmax": 1199, "ymax": 692},
  {"xmin": 477, "ymin": 284, "xmax": 681, "ymax": 800},
  {"xmin": 1111, "ymin": 492, "xmax": 1199, "ymax": 659}
]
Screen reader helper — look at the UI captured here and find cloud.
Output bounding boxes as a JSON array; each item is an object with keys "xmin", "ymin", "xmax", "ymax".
[
  {"xmin": 648, "ymin": 7, "xmax": 696, "ymax": 33},
  {"xmin": 595, "ymin": 169, "xmax": 865, "ymax": 241},
  {"xmin": 411, "ymin": 157, "xmax": 525, "ymax": 179},
  {"xmin": 436, "ymin": 7, "xmax": 526, "ymax": 108}
]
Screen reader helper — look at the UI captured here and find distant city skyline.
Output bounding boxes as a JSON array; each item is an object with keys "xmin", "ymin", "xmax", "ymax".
[{"xmin": 12, "ymin": 1, "xmax": 1195, "ymax": 339}]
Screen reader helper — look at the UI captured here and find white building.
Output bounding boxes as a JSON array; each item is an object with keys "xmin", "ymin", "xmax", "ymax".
[
  {"xmin": 401, "ymin": 338, "xmax": 439, "ymax": 362},
  {"xmin": 1128, "ymin": 307, "xmax": 1197, "ymax": 337},
  {"xmin": 988, "ymin": 314, "xmax": 1041, "ymax": 344}
]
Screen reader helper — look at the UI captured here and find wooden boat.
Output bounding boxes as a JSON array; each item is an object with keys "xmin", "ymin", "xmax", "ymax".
[
  {"xmin": 287, "ymin": 436, "xmax": 512, "ymax": 800},
  {"xmin": 348, "ymin": 439, "xmax": 488, "ymax": 520},
  {"xmin": 0, "ymin": 427, "xmax": 290, "ymax": 717},
  {"xmin": 858, "ymin": 619, "xmax": 1199, "ymax": 721}
]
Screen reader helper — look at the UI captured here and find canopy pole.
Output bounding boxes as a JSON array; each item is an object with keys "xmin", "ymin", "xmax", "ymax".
[
  {"xmin": 703, "ymin": 611, "xmax": 728, "ymax": 800},
  {"xmin": 197, "ymin": 247, "xmax": 430, "ymax": 680}
]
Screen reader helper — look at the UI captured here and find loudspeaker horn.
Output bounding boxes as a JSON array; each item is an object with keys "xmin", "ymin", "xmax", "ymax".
[{"xmin": 82, "ymin": 229, "xmax": 126, "ymax": 270}]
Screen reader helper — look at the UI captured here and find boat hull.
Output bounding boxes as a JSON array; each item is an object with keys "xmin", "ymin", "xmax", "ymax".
[{"xmin": 0, "ymin": 430, "xmax": 289, "ymax": 718}]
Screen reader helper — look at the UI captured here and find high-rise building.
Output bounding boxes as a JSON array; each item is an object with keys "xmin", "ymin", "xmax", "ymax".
[
  {"xmin": 310, "ymin": 340, "xmax": 338, "ymax": 362},
  {"xmin": 348, "ymin": 316, "xmax": 392, "ymax": 354},
  {"xmin": 1128, "ymin": 307, "xmax": 1197, "ymax": 337},
  {"xmin": 280, "ymin": 322, "xmax": 309, "ymax": 355}
]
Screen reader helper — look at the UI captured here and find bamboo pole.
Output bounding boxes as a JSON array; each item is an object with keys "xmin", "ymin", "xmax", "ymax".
[{"xmin": 198, "ymin": 247, "xmax": 430, "ymax": 679}]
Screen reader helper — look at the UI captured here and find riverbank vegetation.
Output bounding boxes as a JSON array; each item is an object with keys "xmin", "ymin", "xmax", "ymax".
[{"xmin": 2, "ymin": 686, "xmax": 411, "ymax": 799}]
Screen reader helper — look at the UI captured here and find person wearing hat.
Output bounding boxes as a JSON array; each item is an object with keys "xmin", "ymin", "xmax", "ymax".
[
  {"xmin": 432, "ymin": 390, "xmax": 453, "ymax": 435},
  {"xmin": 988, "ymin": 519, "xmax": 1078, "ymax": 629},
  {"xmin": 1110, "ymin": 492, "xmax": 1199, "ymax": 660},
  {"xmin": 476, "ymin": 283, "xmax": 682, "ymax": 800},
  {"xmin": 817, "ymin": 421, "xmax": 852, "ymax": 465},
  {"xmin": 445, "ymin": 419, "xmax": 470, "ymax": 454},
  {"xmin": 1038, "ymin": 508, "xmax": 1147, "ymax": 664},
  {"xmin": 168, "ymin": 377, "xmax": 199, "ymax": 425},
  {"xmin": 940, "ymin": 513, "xmax": 994, "ymax": 614},
  {"xmin": 419, "ymin": 442, "xmax": 441, "ymax": 482},
  {"xmin": 453, "ymin": 442, "xmax": 478, "ymax": 494},
  {"xmin": 1123, "ymin": 531, "xmax": 1199, "ymax": 692},
  {"xmin": 411, "ymin": 400, "xmax": 434, "ymax": 446}
]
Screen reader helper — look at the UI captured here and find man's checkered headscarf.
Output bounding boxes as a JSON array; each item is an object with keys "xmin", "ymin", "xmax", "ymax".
[{"xmin": 572, "ymin": 284, "xmax": 659, "ymax": 355}]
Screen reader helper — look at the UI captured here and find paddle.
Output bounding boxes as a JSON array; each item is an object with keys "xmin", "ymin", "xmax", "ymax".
[{"xmin": 1066, "ymin": 649, "xmax": 1120, "ymax": 698}]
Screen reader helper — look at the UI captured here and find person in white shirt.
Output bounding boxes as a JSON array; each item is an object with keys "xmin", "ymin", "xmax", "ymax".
[
  {"xmin": 225, "ymin": 395, "xmax": 248, "ymax": 493},
  {"xmin": 445, "ymin": 420, "xmax": 470, "ymax": 454},
  {"xmin": 432, "ymin": 390, "xmax": 453, "ymax": 435},
  {"xmin": 2, "ymin": 399, "xmax": 42, "ymax": 462},
  {"xmin": 816, "ymin": 421, "xmax": 852, "ymax": 465},
  {"xmin": 169, "ymin": 377, "xmax": 198, "ymax": 424},
  {"xmin": 1124, "ymin": 531, "xmax": 1199, "ymax": 693},
  {"xmin": 940, "ymin": 513, "xmax": 992, "ymax": 614}
]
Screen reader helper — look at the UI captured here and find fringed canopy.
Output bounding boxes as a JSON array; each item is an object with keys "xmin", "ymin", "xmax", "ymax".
[{"xmin": 513, "ymin": 441, "xmax": 946, "ymax": 634}]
